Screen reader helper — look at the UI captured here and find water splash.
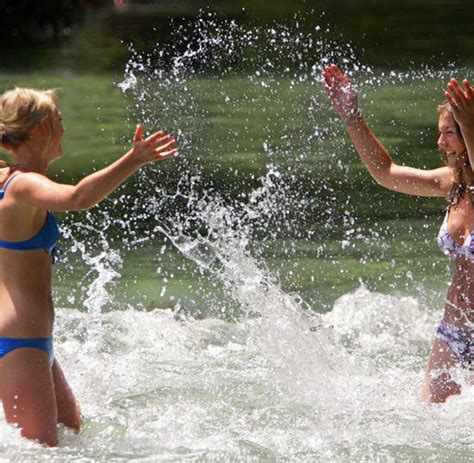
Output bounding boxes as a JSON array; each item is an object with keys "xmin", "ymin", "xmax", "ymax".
[
  {"xmin": 113, "ymin": 12, "xmax": 466, "ymax": 396},
  {"xmin": 8, "ymin": 11, "xmax": 469, "ymax": 461},
  {"xmin": 3, "ymin": 289, "xmax": 472, "ymax": 460}
]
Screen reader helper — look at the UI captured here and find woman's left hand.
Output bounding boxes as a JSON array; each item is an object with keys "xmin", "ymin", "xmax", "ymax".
[
  {"xmin": 322, "ymin": 64, "xmax": 361, "ymax": 124},
  {"xmin": 445, "ymin": 78, "xmax": 474, "ymax": 128}
]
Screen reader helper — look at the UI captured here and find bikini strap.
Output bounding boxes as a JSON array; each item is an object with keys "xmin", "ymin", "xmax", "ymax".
[{"xmin": 2, "ymin": 172, "xmax": 22, "ymax": 192}]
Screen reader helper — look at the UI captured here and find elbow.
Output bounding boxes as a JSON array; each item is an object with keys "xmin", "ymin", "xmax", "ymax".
[
  {"xmin": 369, "ymin": 163, "xmax": 394, "ymax": 190},
  {"xmin": 374, "ymin": 176, "xmax": 391, "ymax": 189},
  {"xmin": 372, "ymin": 172, "xmax": 398, "ymax": 191},
  {"xmin": 70, "ymin": 189, "xmax": 98, "ymax": 211},
  {"xmin": 74, "ymin": 198, "xmax": 97, "ymax": 211}
]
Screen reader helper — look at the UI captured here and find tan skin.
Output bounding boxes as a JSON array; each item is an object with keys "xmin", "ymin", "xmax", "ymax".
[
  {"xmin": 322, "ymin": 64, "xmax": 474, "ymax": 404},
  {"xmin": 0, "ymin": 106, "xmax": 177, "ymax": 446}
]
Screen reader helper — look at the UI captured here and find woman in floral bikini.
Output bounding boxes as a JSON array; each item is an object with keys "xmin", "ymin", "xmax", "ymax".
[{"xmin": 322, "ymin": 64, "xmax": 474, "ymax": 403}]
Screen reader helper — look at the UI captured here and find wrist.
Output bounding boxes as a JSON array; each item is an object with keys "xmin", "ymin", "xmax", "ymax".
[
  {"xmin": 123, "ymin": 148, "xmax": 146, "ymax": 169},
  {"xmin": 342, "ymin": 108, "xmax": 363, "ymax": 126}
]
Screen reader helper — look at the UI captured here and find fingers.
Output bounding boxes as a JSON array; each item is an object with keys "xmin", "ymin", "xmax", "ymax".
[
  {"xmin": 444, "ymin": 91, "xmax": 456, "ymax": 107},
  {"xmin": 156, "ymin": 135, "xmax": 172, "ymax": 145},
  {"xmin": 321, "ymin": 64, "xmax": 352, "ymax": 93},
  {"xmin": 446, "ymin": 83, "xmax": 463, "ymax": 110},
  {"xmin": 463, "ymin": 79, "xmax": 473, "ymax": 97},
  {"xmin": 156, "ymin": 148, "xmax": 178, "ymax": 160},
  {"xmin": 446, "ymin": 78, "xmax": 474, "ymax": 108},
  {"xmin": 447, "ymin": 79, "xmax": 465, "ymax": 99},
  {"xmin": 149, "ymin": 135, "xmax": 176, "ymax": 153},
  {"xmin": 322, "ymin": 64, "xmax": 342, "ymax": 77},
  {"xmin": 137, "ymin": 126, "xmax": 176, "ymax": 149},
  {"xmin": 133, "ymin": 124, "xmax": 143, "ymax": 143},
  {"xmin": 149, "ymin": 134, "xmax": 178, "ymax": 160},
  {"xmin": 322, "ymin": 64, "xmax": 342, "ymax": 88},
  {"xmin": 132, "ymin": 125, "xmax": 178, "ymax": 161},
  {"xmin": 145, "ymin": 130, "xmax": 165, "ymax": 143},
  {"xmin": 155, "ymin": 138, "xmax": 176, "ymax": 154}
]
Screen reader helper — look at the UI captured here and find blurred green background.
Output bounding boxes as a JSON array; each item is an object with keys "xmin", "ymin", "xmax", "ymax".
[{"xmin": 2, "ymin": 0, "xmax": 473, "ymax": 72}]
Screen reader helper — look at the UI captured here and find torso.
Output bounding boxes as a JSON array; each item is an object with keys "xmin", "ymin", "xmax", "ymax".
[
  {"xmin": 0, "ymin": 169, "xmax": 55, "ymax": 338},
  {"xmin": 437, "ymin": 192, "xmax": 474, "ymax": 327}
]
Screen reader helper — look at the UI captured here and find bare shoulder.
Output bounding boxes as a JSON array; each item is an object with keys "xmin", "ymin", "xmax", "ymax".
[
  {"xmin": 4, "ymin": 172, "xmax": 51, "ymax": 195},
  {"xmin": 9, "ymin": 171, "xmax": 48, "ymax": 185},
  {"xmin": 0, "ymin": 167, "xmax": 11, "ymax": 186},
  {"xmin": 428, "ymin": 166, "xmax": 453, "ymax": 196}
]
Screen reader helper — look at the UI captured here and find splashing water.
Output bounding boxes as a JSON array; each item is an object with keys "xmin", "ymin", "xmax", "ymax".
[{"xmin": 2, "ymin": 11, "xmax": 474, "ymax": 462}]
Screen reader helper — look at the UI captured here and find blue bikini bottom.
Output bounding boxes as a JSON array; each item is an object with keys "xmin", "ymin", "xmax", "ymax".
[{"xmin": 0, "ymin": 337, "xmax": 54, "ymax": 365}]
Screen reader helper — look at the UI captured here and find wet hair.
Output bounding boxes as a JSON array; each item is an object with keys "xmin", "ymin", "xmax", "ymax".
[
  {"xmin": 0, "ymin": 87, "xmax": 58, "ymax": 169},
  {"xmin": 437, "ymin": 103, "xmax": 474, "ymax": 207}
]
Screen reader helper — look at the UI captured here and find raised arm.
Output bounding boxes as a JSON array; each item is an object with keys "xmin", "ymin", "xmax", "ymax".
[
  {"xmin": 322, "ymin": 65, "xmax": 451, "ymax": 197},
  {"xmin": 11, "ymin": 125, "xmax": 177, "ymax": 211},
  {"xmin": 445, "ymin": 78, "xmax": 474, "ymax": 169}
]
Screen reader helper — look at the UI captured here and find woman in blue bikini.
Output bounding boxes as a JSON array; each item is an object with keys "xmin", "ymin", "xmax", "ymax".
[
  {"xmin": 323, "ymin": 64, "xmax": 474, "ymax": 403},
  {"xmin": 0, "ymin": 87, "xmax": 177, "ymax": 445}
]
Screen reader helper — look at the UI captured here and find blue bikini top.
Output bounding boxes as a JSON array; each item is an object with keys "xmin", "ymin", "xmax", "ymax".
[{"xmin": 0, "ymin": 173, "xmax": 60, "ymax": 255}]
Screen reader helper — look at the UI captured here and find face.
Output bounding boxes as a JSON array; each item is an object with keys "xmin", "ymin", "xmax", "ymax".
[
  {"xmin": 46, "ymin": 107, "xmax": 65, "ymax": 161},
  {"xmin": 437, "ymin": 111, "xmax": 466, "ymax": 169}
]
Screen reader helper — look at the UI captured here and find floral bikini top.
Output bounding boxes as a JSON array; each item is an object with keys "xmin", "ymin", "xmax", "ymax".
[
  {"xmin": 437, "ymin": 211, "xmax": 474, "ymax": 259},
  {"xmin": 437, "ymin": 188, "xmax": 474, "ymax": 259}
]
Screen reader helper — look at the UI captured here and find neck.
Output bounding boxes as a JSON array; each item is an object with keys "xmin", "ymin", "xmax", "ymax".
[{"xmin": 12, "ymin": 144, "xmax": 49, "ymax": 175}]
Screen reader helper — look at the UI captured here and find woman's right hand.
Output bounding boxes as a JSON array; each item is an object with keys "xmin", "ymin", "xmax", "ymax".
[
  {"xmin": 322, "ymin": 65, "xmax": 361, "ymax": 124},
  {"xmin": 445, "ymin": 79, "xmax": 474, "ymax": 129},
  {"xmin": 130, "ymin": 125, "xmax": 177, "ymax": 165},
  {"xmin": 10, "ymin": 125, "xmax": 178, "ymax": 212}
]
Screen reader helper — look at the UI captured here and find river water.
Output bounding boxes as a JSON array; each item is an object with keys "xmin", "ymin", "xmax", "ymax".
[{"xmin": 0, "ymin": 11, "xmax": 473, "ymax": 462}]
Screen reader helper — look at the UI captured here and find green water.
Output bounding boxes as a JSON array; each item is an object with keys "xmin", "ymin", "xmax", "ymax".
[
  {"xmin": 2, "ymin": 0, "xmax": 469, "ymax": 320},
  {"xmin": 0, "ymin": 70, "xmax": 454, "ymax": 314}
]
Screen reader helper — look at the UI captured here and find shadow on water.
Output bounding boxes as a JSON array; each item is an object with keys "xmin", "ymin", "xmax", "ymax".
[{"xmin": 2, "ymin": 0, "xmax": 474, "ymax": 71}]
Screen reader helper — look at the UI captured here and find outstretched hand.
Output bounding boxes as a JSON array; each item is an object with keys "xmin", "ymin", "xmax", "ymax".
[
  {"xmin": 445, "ymin": 78, "xmax": 474, "ymax": 129},
  {"xmin": 322, "ymin": 64, "xmax": 361, "ymax": 124},
  {"xmin": 131, "ymin": 125, "xmax": 177, "ymax": 164}
]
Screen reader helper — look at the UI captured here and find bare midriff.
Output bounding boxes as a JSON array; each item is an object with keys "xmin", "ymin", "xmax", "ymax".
[
  {"xmin": 0, "ymin": 249, "xmax": 54, "ymax": 338},
  {"xmin": 444, "ymin": 256, "xmax": 474, "ymax": 327}
]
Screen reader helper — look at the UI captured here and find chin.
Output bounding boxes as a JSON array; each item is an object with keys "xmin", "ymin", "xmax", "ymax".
[
  {"xmin": 447, "ymin": 156, "xmax": 466, "ymax": 170},
  {"xmin": 54, "ymin": 148, "xmax": 64, "ymax": 160},
  {"xmin": 47, "ymin": 152, "xmax": 63, "ymax": 166}
]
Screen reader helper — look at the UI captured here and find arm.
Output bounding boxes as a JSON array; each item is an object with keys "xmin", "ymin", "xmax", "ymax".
[
  {"xmin": 322, "ymin": 65, "xmax": 451, "ymax": 197},
  {"xmin": 445, "ymin": 78, "xmax": 474, "ymax": 168},
  {"xmin": 13, "ymin": 125, "xmax": 177, "ymax": 211}
]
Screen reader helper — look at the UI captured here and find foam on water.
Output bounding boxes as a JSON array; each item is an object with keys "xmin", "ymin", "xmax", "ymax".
[{"xmin": 1, "ymin": 289, "xmax": 473, "ymax": 460}]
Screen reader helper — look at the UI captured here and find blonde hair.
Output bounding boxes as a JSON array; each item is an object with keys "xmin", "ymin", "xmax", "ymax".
[
  {"xmin": 437, "ymin": 102, "xmax": 474, "ymax": 206},
  {"xmin": 0, "ymin": 87, "xmax": 58, "ymax": 153}
]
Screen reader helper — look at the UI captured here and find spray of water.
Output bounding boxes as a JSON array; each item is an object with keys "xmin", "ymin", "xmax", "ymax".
[
  {"xmin": 113, "ymin": 12, "xmax": 474, "ymax": 460},
  {"xmin": 3, "ymin": 11, "xmax": 474, "ymax": 461}
]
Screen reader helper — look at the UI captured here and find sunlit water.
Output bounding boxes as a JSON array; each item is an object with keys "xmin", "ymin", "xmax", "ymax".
[{"xmin": 1, "ymin": 12, "xmax": 473, "ymax": 462}]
